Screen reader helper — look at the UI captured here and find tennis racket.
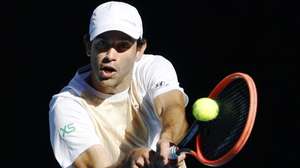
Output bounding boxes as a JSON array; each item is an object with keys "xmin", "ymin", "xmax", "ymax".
[{"xmin": 169, "ymin": 72, "xmax": 257, "ymax": 167}]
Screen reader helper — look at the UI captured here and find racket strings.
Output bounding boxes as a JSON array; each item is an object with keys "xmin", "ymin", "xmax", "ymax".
[
  {"xmin": 201, "ymin": 79, "xmax": 250, "ymax": 160},
  {"xmin": 215, "ymin": 79, "xmax": 249, "ymax": 156}
]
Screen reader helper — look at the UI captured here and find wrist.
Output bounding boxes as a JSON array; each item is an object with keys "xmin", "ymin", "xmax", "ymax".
[{"xmin": 160, "ymin": 129, "xmax": 176, "ymax": 143}]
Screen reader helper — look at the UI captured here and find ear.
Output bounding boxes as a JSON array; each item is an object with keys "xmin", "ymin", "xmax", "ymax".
[
  {"xmin": 136, "ymin": 42, "xmax": 147, "ymax": 61},
  {"xmin": 83, "ymin": 34, "xmax": 91, "ymax": 57}
]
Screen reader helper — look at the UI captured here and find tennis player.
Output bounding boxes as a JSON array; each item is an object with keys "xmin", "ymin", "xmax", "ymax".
[{"xmin": 49, "ymin": 1, "xmax": 189, "ymax": 167}]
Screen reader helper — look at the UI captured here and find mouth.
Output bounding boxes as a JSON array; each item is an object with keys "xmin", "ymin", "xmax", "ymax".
[{"xmin": 99, "ymin": 65, "xmax": 117, "ymax": 79}]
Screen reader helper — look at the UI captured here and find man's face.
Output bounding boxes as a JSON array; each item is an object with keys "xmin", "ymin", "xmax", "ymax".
[{"xmin": 89, "ymin": 31, "xmax": 140, "ymax": 92}]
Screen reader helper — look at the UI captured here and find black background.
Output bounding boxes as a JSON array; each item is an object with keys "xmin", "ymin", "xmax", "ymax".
[{"xmin": 14, "ymin": 0, "xmax": 299, "ymax": 167}]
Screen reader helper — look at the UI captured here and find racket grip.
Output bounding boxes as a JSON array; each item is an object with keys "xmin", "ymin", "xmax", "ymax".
[
  {"xmin": 168, "ymin": 146, "xmax": 192, "ymax": 160},
  {"xmin": 169, "ymin": 146, "xmax": 178, "ymax": 160}
]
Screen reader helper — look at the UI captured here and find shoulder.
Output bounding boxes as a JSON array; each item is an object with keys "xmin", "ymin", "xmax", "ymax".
[
  {"xmin": 49, "ymin": 91, "xmax": 101, "ymax": 168},
  {"xmin": 49, "ymin": 90, "xmax": 88, "ymax": 123},
  {"xmin": 134, "ymin": 54, "xmax": 175, "ymax": 76},
  {"xmin": 136, "ymin": 54, "xmax": 172, "ymax": 66},
  {"xmin": 50, "ymin": 90, "xmax": 80, "ymax": 111},
  {"xmin": 133, "ymin": 54, "xmax": 181, "ymax": 94}
]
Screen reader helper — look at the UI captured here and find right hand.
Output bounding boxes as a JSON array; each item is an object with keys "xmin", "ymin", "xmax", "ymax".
[
  {"xmin": 155, "ymin": 139, "xmax": 186, "ymax": 168},
  {"xmin": 123, "ymin": 147, "xmax": 155, "ymax": 168}
]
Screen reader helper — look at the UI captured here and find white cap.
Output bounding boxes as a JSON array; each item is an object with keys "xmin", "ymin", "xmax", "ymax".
[{"xmin": 89, "ymin": 1, "xmax": 143, "ymax": 41}]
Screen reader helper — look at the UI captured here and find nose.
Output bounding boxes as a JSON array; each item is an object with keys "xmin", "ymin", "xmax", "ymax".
[{"xmin": 105, "ymin": 48, "xmax": 118, "ymax": 61}]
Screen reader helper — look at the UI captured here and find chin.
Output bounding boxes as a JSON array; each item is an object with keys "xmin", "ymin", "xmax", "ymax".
[{"xmin": 99, "ymin": 77, "xmax": 117, "ymax": 86}]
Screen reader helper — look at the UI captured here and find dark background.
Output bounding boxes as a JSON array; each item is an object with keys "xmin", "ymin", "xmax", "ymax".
[{"xmin": 14, "ymin": 0, "xmax": 298, "ymax": 167}]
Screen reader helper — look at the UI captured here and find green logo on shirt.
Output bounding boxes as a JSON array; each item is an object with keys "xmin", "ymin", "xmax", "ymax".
[{"xmin": 60, "ymin": 123, "xmax": 76, "ymax": 137}]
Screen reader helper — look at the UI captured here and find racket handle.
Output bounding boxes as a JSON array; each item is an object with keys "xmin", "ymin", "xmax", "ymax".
[
  {"xmin": 168, "ymin": 121, "xmax": 200, "ymax": 160},
  {"xmin": 169, "ymin": 146, "xmax": 178, "ymax": 160},
  {"xmin": 178, "ymin": 121, "xmax": 200, "ymax": 147},
  {"xmin": 168, "ymin": 146, "xmax": 192, "ymax": 160}
]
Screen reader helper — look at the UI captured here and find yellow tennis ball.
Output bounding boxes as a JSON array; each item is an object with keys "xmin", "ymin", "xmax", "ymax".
[{"xmin": 192, "ymin": 98, "xmax": 219, "ymax": 121}]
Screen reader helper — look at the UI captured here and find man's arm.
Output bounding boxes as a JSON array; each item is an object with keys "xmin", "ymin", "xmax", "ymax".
[
  {"xmin": 73, "ymin": 145, "xmax": 113, "ymax": 168},
  {"xmin": 73, "ymin": 145, "xmax": 153, "ymax": 168},
  {"xmin": 154, "ymin": 89, "xmax": 189, "ymax": 166}
]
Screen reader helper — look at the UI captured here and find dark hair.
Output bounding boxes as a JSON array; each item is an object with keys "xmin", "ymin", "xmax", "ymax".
[{"xmin": 137, "ymin": 38, "xmax": 147, "ymax": 48}]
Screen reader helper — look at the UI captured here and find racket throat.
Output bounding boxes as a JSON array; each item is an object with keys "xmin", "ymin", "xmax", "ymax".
[
  {"xmin": 178, "ymin": 121, "xmax": 200, "ymax": 147},
  {"xmin": 176, "ymin": 148, "xmax": 193, "ymax": 155}
]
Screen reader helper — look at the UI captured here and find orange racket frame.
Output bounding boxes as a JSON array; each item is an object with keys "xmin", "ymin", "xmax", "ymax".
[{"xmin": 190, "ymin": 72, "xmax": 257, "ymax": 167}]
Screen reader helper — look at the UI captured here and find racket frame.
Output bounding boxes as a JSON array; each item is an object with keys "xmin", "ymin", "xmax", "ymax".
[{"xmin": 189, "ymin": 72, "xmax": 257, "ymax": 167}]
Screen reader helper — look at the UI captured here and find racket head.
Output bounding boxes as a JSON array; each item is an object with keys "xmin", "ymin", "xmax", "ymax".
[{"xmin": 191, "ymin": 72, "xmax": 257, "ymax": 167}]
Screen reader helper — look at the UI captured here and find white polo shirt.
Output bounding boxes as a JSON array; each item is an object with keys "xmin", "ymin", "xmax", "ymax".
[{"xmin": 49, "ymin": 54, "xmax": 188, "ymax": 168}]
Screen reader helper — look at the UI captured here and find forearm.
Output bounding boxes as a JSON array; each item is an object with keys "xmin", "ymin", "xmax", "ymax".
[
  {"xmin": 153, "ymin": 90, "xmax": 189, "ymax": 166},
  {"xmin": 160, "ymin": 103, "xmax": 188, "ymax": 144},
  {"xmin": 73, "ymin": 146, "xmax": 153, "ymax": 168},
  {"xmin": 73, "ymin": 145, "xmax": 114, "ymax": 168},
  {"xmin": 154, "ymin": 90, "xmax": 188, "ymax": 144}
]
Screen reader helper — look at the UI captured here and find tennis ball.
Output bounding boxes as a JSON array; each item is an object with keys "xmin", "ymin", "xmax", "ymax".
[{"xmin": 192, "ymin": 98, "xmax": 219, "ymax": 122}]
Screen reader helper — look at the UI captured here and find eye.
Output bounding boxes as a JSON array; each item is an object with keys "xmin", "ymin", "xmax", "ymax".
[
  {"xmin": 93, "ymin": 39, "xmax": 109, "ymax": 51},
  {"xmin": 115, "ymin": 41, "xmax": 133, "ymax": 52}
]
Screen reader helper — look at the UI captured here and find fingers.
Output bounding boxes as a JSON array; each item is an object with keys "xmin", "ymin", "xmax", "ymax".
[
  {"xmin": 127, "ymin": 148, "xmax": 152, "ymax": 168},
  {"xmin": 157, "ymin": 140, "xmax": 187, "ymax": 168},
  {"xmin": 157, "ymin": 139, "xmax": 171, "ymax": 165},
  {"xmin": 176, "ymin": 152, "xmax": 186, "ymax": 163},
  {"xmin": 141, "ymin": 150, "xmax": 151, "ymax": 166},
  {"xmin": 136, "ymin": 156, "xmax": 145, "ymax": 166},
  {"xmin": 131, "ymin": 157, "xmax": 145, "ymax": 168},
  {"xmin": 126, "ymin": 146, "xmax": 186, "ymax": 168},
  {"xmin": 166, "ymin": 151, "xmax": 186, "ymax": 168},
  {"xmin": 132, "ymin": 165, "xmax": 140, "ymax": 168}
]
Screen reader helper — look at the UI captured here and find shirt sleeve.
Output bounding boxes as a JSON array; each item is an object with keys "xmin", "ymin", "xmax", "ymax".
[
  {"xmin": 141, "ymin": 55, "xmax": 189, "ymax": 106},
  {"xmin": 49, "ymin": 96, "xmax": 101, "ymax": 168}
]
